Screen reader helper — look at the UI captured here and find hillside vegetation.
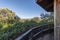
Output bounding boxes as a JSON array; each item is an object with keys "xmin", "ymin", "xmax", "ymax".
[{"xmin": 0, "ymin": 8, "xmax": 54, "ymax": 40}]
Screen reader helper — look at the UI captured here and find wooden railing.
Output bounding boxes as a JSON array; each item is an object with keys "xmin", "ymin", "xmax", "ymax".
[{"xmin": 15, "ymin": 23, "xmax": 54, "ymax": 40}]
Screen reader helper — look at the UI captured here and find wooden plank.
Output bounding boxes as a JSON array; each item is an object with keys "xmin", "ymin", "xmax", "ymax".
[{"xmin": 36, "ymin": 0, "xmax": 53, "ymax": 12}]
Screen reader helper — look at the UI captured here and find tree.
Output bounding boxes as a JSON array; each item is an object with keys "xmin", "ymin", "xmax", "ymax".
[
  {"xmin": 40, "ymin": 12, "xmax": 54, "ymax": 23},
  {"xmin": 40, "ymin": 13, "xmax": 50, "ymax": 20},
  {"xmin": 0, "ymin": 8, "xmax": 16, "ymax": 23},
  {"xmin": 31, "ymin": 17, "xmax": 42, "ymax": 23},
  {"xmin": 48, "ymin": 12, "xmax": 54, "ymax": 23},
  {"xmin": 14, "ymin": 15, "xmax": 20, "ymax": 21}
]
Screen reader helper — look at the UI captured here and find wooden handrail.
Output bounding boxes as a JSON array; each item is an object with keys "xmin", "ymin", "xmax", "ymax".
[{"xmin": 15, "ymin": 23, "xmax": 54, "ymax": 40}]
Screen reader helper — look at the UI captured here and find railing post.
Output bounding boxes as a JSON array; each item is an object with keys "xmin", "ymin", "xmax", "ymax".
[
  {"xmin": 29, "ymin": 31, "xmax": 33, "ymax": 40},
  {"xmin": 54, "ymin": 0, "xmax": 60, "ymax": 40}
]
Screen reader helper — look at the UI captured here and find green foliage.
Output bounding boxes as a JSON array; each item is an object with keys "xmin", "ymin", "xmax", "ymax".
[
  {"xmin": 0, "ymin": 21, "xmax": 38, "ymax": 40},
  {"xmin": 0, "ymin": 22, "xmax": 2, "ymax": 29},
  {"xmin": 23, "ymin": 20, "xmax": 38, "ymax": 27},
  {"xmin": 0, "ymin": 8, "xmax": 20, "ymax": 23},
  {"xmin": 0, "ymin": 8, "xmax": 54, "ymax": 40},
  {"xmin": 40, "ymin": 13, "xmax": 50, "ymax": 20},
  {"xmin": 40, "ymin": 12, "xmax": 54, "ymax": 23}
]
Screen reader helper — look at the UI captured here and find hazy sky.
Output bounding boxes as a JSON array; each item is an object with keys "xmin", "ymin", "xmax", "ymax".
[{"xmin": 0, "ymin": 0, "xmax": 49, "ymax": 18}]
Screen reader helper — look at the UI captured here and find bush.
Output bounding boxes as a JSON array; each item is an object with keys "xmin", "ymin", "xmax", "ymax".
[
  {"xmin": 0, "ymin": 19, "xmax": 54, "ymax": 40},
  {"xmin": 0, "ymin": 22, "xmax": 3, "ymax": 29}
]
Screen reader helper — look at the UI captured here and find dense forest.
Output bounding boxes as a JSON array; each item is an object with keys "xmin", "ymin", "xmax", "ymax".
[{"xmin": 0, "ymin": 8, "xmax": 54, "ymax": 40}]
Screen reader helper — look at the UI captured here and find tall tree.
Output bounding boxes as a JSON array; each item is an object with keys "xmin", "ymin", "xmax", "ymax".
[
  {"xmin": 40, "ymin": 12, "xmax": 54, "ymax": 23},
  {"xmin": 40, "ymin": 13, "xmax": 50, "ymax": 20}
]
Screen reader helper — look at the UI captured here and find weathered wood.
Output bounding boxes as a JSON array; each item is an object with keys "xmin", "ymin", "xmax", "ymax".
[
  {"xmin": 36, "ymin": 0, "xmax": 53, "ymax": 12},
  {"xmin": 54, "ymin": 0, "xmax": 60, "ymax": 40}
]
